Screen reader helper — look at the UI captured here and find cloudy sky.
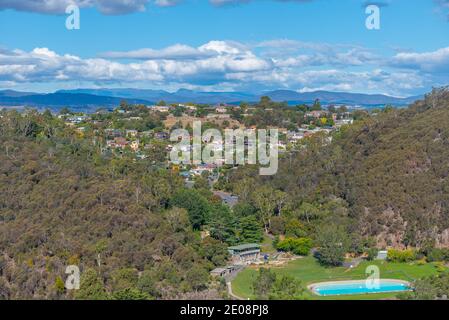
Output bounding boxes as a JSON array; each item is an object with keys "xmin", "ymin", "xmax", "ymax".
[{"xmin": 0, "ymin": 0, "xmax": 449, "ymax": 96}]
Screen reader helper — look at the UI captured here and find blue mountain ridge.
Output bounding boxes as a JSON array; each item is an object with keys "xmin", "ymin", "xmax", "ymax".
[{"xmin": 0, "ymin": 88, "xmax": 423, "ymax": 112}]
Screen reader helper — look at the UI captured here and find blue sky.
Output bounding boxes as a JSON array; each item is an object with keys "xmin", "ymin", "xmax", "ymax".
[{"xmin": 1, "ymin": 0, "xmax": 449, "ymax": 96}]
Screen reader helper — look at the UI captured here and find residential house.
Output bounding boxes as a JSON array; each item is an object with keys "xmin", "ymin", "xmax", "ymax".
[
  {"xmin": 376, "ymin": 250, "xmax": 388, "ymax": 260},
  {"xmin": 107, "ymin": 137, "xmax": 128, "ymax": 149},
  {"xmin": 287, "ymin": 131, "xmax": 304, "ymax": 142},
  {"xmin": 151, "ymin": 105, "xmax": 171, "ymax": 113},
  {"xmin": 210, "ymin": 265, "xmax": 241, "ymax": 278},
  {"xmin": 213, "ymin": 191, "xmax": 239, "ymax": 208},
  {"xmin": 185, "ymin": 105, "xmax": 197, "ymax": 111},
  {"xmin": 335, "ymin": 119, "xmax": 354, "ymax": 127},
  {"xmin": 190, "ymin": 163, "xmax": 216, "ymax": 176},
  {"xmin": 126, "ymin": 130, "xmax": 138, "ymax": 138},
  {"xmin": 206, "ymin": 114, "xmax": 230, "ymax": 120},
  {"xmin": 155, "ymin": 132, "xmax": 169, "ymax": 140},
  {"xmin": 305, "ymin": 110, "xmax": 328, "ymax": 119},
  {"xmin": 105, "ymin": 129, "xmax": 123, "ymax": 138},
  {"xmin": 216, "ymin": 106, "xmax": 228, "ymax": 114},
  {"xmin": 66, "ymin": 115, "xmax": 90, "ymax": 124}
]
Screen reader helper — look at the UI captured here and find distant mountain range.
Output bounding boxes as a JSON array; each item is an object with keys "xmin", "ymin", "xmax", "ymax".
[
  {"xmin": 263, "ymin": 90, "xmax": 423, "ymax": 106},
  {"xmin": 0, "ymin": 88, "xmax": 423, "ymax": 112},
  {"xmin": 0, "ymin": 90, "xmax": 153, "ymax": 112},
  {"xmin": 57, "ymin": 88, "xmax": 422, "ymax": 106}
]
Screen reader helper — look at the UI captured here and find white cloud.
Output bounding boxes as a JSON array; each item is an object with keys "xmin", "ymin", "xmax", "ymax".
[
  {"xmin": 0, "ymin": 40, "xmax": 440, "ymax": 96},
  {"xmin": 0, "ymin": 0, "xmax": 175, "ymax": 15},
  {"xmin": 435, "ymin": 0, "xmax": 449, "ymax": 19},
  {"xmin": 101, "ymin": 44, "xmax": 217, "ymax": 60},
  {"xmin": 154, "ymin": 0, "xmax": 182, "ymax": 6},
  {"xmin": 95, "ymin": 0, "xmax": 149, "ymax": 15},
  {"xmin": 0, "ymin": 0, "xmax": 85, "ymax": 14},
  {"xmin": 225, "ymin": 67, "xmax": 425, "ymax": 96},
  {"xmin": 0, "ymin": 0, "xmax": 447, "ymax": 18},
  {"xmin": 210, "ymin": 0, "xmax": 313, "ymax": 6},
  {"xmin": 0, "ymin": 41, "xmax": 270, "ymax": 84},
  {"xmin": 390, "ymin": 46, "xmax": 449, "ymax": 73},
  {"xmin": 272, "ymin": 49, "xmax": 379, "ymax": 68},
  {"xmin": 0, "ymin": 0, "xmax": 316, "ymax": 15}
]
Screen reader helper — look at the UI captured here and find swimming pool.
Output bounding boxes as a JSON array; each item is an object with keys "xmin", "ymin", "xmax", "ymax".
[{"xmin": 309, "ymin": 279, "xmax": 411, "ymax": 296}]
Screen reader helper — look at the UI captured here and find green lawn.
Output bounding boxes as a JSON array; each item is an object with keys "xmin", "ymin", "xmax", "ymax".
[{"xmin": 232, "ymin": 256, "xmax": 446, "ymax": 300}]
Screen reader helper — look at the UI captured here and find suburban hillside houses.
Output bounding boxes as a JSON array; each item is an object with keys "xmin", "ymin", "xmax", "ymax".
[{"xmin": 53, "ymin": 99, "xmax": 355, "ymax": 191}]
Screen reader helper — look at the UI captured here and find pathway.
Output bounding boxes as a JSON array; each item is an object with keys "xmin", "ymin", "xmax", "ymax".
[{"xmin": 227, "ymin": 281, "xmax": 245, "ymax": 301}]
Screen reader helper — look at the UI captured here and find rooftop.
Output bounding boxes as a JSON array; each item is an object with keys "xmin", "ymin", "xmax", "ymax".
[{"xmin": 228, "ymin": 243, "xmax": 261, "ymax": 251}]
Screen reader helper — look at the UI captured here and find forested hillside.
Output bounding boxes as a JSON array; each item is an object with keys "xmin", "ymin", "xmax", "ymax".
[
  {"xmin": 224, "ymin": 87, "xmax": 449, "ymax": 249},
  {"xmin": 0, "ymin": 110, "xmax": 229, "ymax": 299},
  {"xmin": 1, "ymin": 88, "xmax": 449, "ymax": 299}
]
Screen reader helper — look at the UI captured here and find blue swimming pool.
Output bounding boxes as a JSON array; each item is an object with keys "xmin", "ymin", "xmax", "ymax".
[{"xmin": 310, "ymin": 280, "xmax": 411, "ymax": 296}]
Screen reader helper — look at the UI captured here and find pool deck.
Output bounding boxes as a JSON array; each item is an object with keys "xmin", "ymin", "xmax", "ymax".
[{"xmin": 308, "ymin": 279, "xmax": 411, "ymax": 296}]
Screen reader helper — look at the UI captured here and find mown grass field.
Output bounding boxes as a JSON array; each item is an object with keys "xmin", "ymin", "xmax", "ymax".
[{"xmin": 231, "ymin": 256, "xmax": 446, "ymax": 300}]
